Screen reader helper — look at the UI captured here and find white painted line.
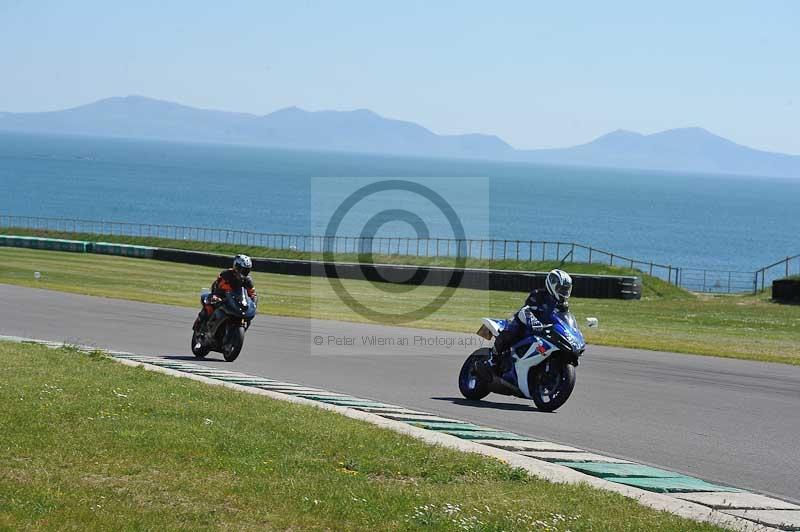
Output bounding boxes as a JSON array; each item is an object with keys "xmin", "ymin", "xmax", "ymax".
[
  {"xmin": 519, "ymin": 451, "xmax": 633, "ymax": 463},
  {"xmin": 255, "ymin": 386, "xmax": 340, "ymax": 393},
  {"xmin": 673, "ymin": 492, "xmax": 800, "ymax": 511},
  {"xmin": 248, "ymin": 380, "xmax": 321, "ymax": 388},
  {"xmin": 262, "ymin": 387, "xmax": 341, "ymax": 393},
  {"xmin": 350, "ymin": 406, "xmax": 433, "ymax": 415},
  {"xmin": 480, "ymin": 440, "xmax": 583, "ymax": 452},
  {"xmin": 722, "ymin": 510, "xmax": 800, "ymax": 530},
  {"xmin": 379, "ymin": 414, "xmax": 466, "ymax": 423}
]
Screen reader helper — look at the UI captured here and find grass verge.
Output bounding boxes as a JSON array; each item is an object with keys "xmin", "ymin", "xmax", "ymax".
[
  {"xmin": 1, "ymin": 247, "xmax": 798, "ymax": 365},
  {"xmin": 0, "ymin": 340, "xmax": 725, "ymax": 531}
]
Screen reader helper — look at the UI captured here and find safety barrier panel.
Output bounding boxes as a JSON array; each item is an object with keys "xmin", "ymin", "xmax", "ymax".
[
  {"xmin": 772, "ymin": 279, "xmax": 800, "ymax": 303},
  {"xmin": 93, "ymin": 242, "xmax": 155, "ymax": 259},
  {"xmin": 0, "ymin": 237, "xmax": 641, "ymax": 299},
  {"xmin": 4, "ymin": 214, "xmax": 799, "ymax": 295},
  {"xmin": 153, "ymin": 249, "xmax": 642, "ymax": 299},
  {"xmin": 0, "ymin": 235, "xmax": 90, "ymax": 253}
]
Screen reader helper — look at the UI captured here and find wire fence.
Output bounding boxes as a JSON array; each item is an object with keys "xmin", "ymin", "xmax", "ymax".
[
  {"xmin": 754, "ymin": 254, "xmax": 800, "ymax": 292},
  {"xmin": 674, "ymin": 268, "xmax": 758, "ymax": 294},
  {"xmin": 1, "ymin": 214, "xmax": 795, "ymax": 294}
]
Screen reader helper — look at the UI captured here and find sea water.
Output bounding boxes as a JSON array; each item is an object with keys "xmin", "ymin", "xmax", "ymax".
[{"xmin": 1, "ymin": 131, "xmax": 798, "ymax": 271}]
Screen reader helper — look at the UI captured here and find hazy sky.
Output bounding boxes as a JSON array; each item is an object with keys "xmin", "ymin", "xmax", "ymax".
[{"xmin": 1, "ymin": 1, "xmax": 798, "ymax": 153}]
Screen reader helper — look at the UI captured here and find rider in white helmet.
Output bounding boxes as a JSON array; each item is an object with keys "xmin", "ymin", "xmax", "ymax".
[{"xmin": 489, "ymin": 269, "xmax": 573, "ymax": 373}]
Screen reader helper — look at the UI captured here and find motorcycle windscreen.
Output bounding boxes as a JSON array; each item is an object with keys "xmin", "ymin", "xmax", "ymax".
[{"xmin": 552, "ymin": 311, "xmax": 586, "ymax": 351}]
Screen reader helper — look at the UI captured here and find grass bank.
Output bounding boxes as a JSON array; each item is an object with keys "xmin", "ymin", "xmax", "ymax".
[
  {"xmin": 1, "ymin": 227, "xmax": 683, "ymax": 298},
  {"xmin": 0, "ymin": 340, "xmax": 724, "ymax": 531},
  {"xmin": 1, "ymin": 247, "xmax": 798, "ymax": 365}
]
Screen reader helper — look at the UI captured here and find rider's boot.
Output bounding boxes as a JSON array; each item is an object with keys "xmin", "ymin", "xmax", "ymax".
[{"xmin": 488, "ymin": 345, "xmax": 507, "ymax": 375}]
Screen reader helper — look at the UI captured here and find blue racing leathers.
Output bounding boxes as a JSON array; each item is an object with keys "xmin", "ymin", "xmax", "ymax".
[{"xmin": 493, "ymin": 288, "xmax": 567, "ymax": 357}]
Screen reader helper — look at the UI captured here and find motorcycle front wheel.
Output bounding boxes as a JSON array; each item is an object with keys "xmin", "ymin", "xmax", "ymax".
[
  {"xmin": 191, "ymin": 330, "xmax": 210, "ymax": 359},
  {"xmin": 458, "ymin": 348, "xmax": 491, "ymax": 400},
  {"xmin": 222, "ymin": 325, "xmax": 245, "ymax": 362},
  {"xmin": 529, "ymin": 359, "xmax": 576, "ymax": 412}
]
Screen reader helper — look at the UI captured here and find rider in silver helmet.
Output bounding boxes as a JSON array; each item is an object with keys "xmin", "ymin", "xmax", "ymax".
[{"xmin": 489, "ymin": 269, "xmax": 573, "ymax": 373}]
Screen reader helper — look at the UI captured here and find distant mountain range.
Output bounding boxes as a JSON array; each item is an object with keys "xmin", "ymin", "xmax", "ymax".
[{"xmin": 2, "ymin": 95, "xmax": 799, "ymax": 178}]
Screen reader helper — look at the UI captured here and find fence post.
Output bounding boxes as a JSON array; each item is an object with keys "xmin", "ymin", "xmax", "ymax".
[
  {"xmin": 529, "ymin": 241, "xmax": 533, "ymax": 262},
  {"xmin": 787, "ymin": 257, "xmax": 790, "ymax": 278},
  {"xmin": 515, "ymin": 240, "xmax": 520, "ymax": 261},
  {"xmin": 702, "ymin": 270, "xmax": 707, "ymax": 292},
  {"xmin": 571, "ymin": 243, "xmax": 575, "ymax": 263},
  {"xmin": 610, "ymin": 254, "xmax": 614, "ymax": 266},
  {"xmin": 588, "ymin": 247, "xmax": 593, "ymax": 264}
]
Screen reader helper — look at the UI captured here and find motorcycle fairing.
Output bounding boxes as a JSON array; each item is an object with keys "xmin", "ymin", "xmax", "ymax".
[
  {"xmin": 511, "ymin": 336, "xmax": 559, "ymax": 398},
  {"xmin": 482, "ymin": 308, "xmax": 584, "ymax": 399},
  {"xmin": 481, "ymin": 318, "xmax": 508, "ymax": 337}
]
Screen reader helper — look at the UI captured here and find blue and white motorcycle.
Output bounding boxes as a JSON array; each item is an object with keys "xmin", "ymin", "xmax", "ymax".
[{"xmin": 458, "ymin": 309, "xmax": 586, "ymax": 411}]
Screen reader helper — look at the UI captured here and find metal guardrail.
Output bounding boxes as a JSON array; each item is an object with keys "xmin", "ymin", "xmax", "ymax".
[
  {"xmin": 0, "ymin": 214, "xmax": 795, "ymax": 294},
  {"xmin": 754, "ymin": 254, "xmax": 800, "ymax": 292}
]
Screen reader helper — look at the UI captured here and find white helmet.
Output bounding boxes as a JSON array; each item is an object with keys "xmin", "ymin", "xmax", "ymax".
[
  {"xmin": 546, "ymin": 269, "xmax": 573, "ymax": 303},
  {"xmin": 233, "ymin": 254, "xmax": 252, "ymax": 277}
]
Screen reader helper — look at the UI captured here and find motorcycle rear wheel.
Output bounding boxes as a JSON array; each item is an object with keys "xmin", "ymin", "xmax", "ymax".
[
  {"xmin": 529, "ymin": 359, "xmax": 576, "ymax": 412},
  {"xmin": 222, "ymin": 326, "xmax": 245, "ymax": 362},
  {"xmin": 458, "ymin": 348, "xmax": 491, "ymax": 400}
]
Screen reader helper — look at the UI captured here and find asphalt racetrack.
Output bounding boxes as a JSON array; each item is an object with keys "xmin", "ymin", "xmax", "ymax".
[{"xmin": 2, "ymin": 284, "xmax": 798, "ymax": 503}]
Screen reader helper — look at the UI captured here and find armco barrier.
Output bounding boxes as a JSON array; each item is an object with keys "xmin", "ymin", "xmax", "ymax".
[
  {"xmin": 93, "ymin": 242, "xmax": 155, "ymax": 259},
  {"xmin": 152, "ymin": 248, "xmax": 231, "ymax": 269},
  {"xmin": 0, "ymin": 236, "xmax": 156, "ymax": 258},
  {"xmin": 0, "ymin": 238, "xmax": 641, "ymax": 299},
  {"xmin": 153, "ymin": 248, "xmax": 642, "ymax": 299},
  {"xmin": 772, "ymin": 279, "xmax": 800, "ymax": 303},
  {"xmin": 0, "ymin": 235, "xmax": 90, "ymax": 253}
]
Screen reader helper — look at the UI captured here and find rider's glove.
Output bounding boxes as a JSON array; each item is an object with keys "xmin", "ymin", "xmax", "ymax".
[{"xmin": 518, "ymin": 306, "xmax": 544, "ymax": 332}]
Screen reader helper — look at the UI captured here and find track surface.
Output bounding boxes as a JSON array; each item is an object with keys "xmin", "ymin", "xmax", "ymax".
[{"xmin": 2, "ymin": 284, "xmax": 798, "ymax": 503}]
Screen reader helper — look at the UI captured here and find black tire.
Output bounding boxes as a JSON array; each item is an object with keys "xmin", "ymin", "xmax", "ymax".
[
  {"xmin": 222, "ymin": 326, "xmax": 245, "ymax": 362},
  {"xmin": 458, "ymin": 348, "xmax": 491, "ymax": 400},
  {"xmin": 191, "ymin": 330, "xmax": 210, "ymax": 359},
  {"xmin": 529, "ymin": 358, "xmax": 576, "ymax": 412}
]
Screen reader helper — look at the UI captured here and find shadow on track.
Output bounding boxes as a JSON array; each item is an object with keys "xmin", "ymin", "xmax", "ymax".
[{"xmin": 431, "ymin": 396, "xmax": 550, "ymax": 413}]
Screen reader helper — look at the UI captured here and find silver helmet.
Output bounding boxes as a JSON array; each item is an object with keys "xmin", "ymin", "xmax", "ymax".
[
  {"xmin": 546, "ymin": 269, "xmax": 572, "ymax": 302},
  {"xmin": 233, "ymin": 254, "xmax": 252, "ymax": 277}
]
